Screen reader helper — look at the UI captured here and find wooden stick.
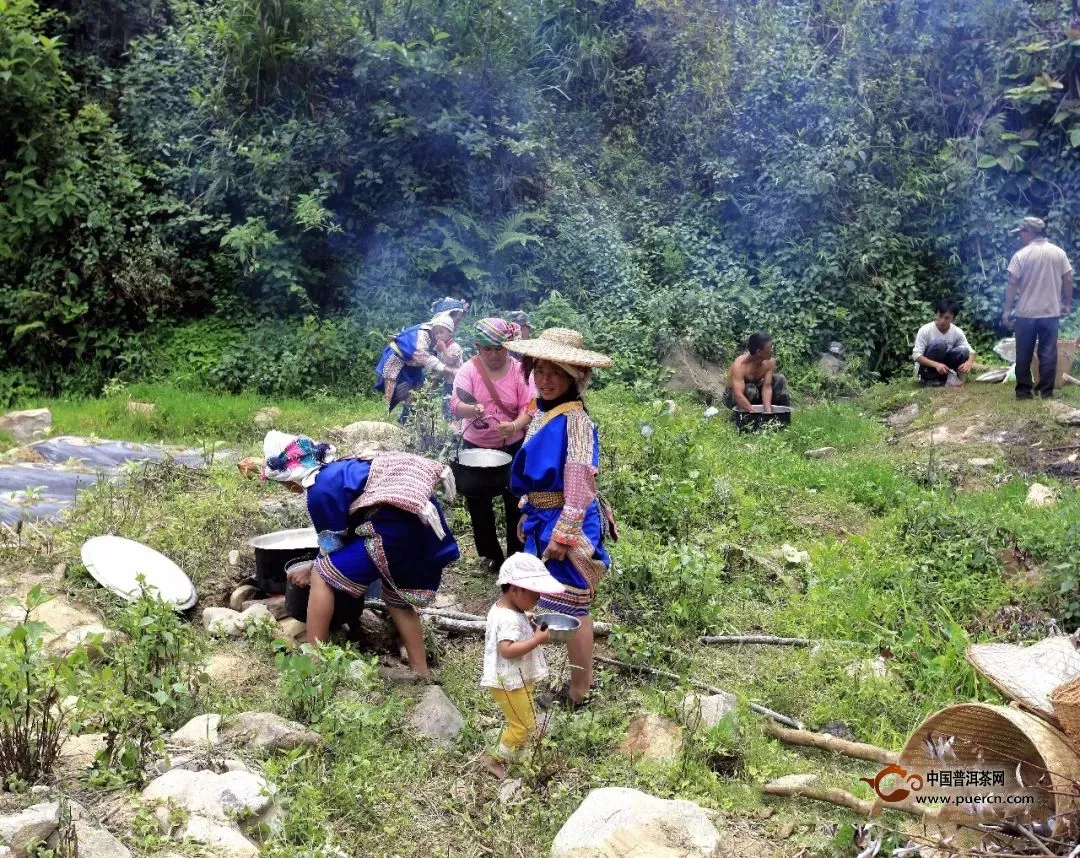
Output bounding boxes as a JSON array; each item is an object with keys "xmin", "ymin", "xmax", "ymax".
[
  {"xmin": 699, "ymin": 635, "xmax": 813, "ymax": 646},
  {"xmin": 762, "ymin": 781, "xmax": 874, "ymax": 815},
  {"xmin": 593, "ymin": 655, "xmax": 805, "ymax": 730},
  {"xmin": 763, "ymin": 721, "xmax": 899, "ymax": 765}
]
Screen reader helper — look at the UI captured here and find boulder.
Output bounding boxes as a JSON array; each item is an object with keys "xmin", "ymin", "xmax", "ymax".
[
  {"xmin": 230, "ymin": 585, "xmax": 261, "ymax": 612},
  {"xmin": 228, "ymin": 549, "xmax": 241, "ymax": 566},
  {"xmin": 203, "ymin": 608, "xmax": 243, "ymax": 637},
  {"xmin": 241, "ymin": 596, "xmax": 290, "ymax": 620},
  {"xmin": 0, "ymin": 409, "xmax": 52, "ymax": 444},
  {"xmin": 356, "ymin": 610, "xmax": 397, "ymax": 651},
  {"xmin": 220, "ymin": 712, "xmax": 321, "ymax": 753},
  {"xmin": 276, "ymin": 618, "xmax": 307, "ymax": 645},
  {"xmin": 73, "ymin": 821, "xmax": 132, "ymax": 858},
  {"xmin": 661, "ymin": 344, "xmax": 727, "ymax": 401},
  {"xmin": 60, "ymin": 733, "xmax": 107, "ymax": 765},
  {"xmin": 1, "ymin": 597, "xmax": 102, "ymax": 649},
  {"xmin": 0, "ymin": 803, "xmax": 60, "ymax": 857},
  {"xmin": 50, "ymin": 624, "xmax": 117, "ymax": 659},
  {"xmin": 239, "ymin": 603, "xmax": 273, "ymax": 633},
  {"xmin": 141, "ymin": 768, "xmax": 275, "ymax": 858},
  {"xmin": 375, "ymin": 662, "xmax": 422, "ymax": 686},
  {"xmin": 679, "ymin": 692, "xmax": 738, "ymax": 732},
  {"xmin": 253, "ymin": 407, "xmax": 282, "ymax": 430},
  {"xmin": 619, "ymin": 714, "xmax": 682, "ymax": 763},
  {"xmin": 968, "ymin": 458, "xmax": 995, "ymax": 469},
  {"xmin": 408, "ymin": 687, "xmax": 464, "ymax": 747},
  {"xmin": 817, "ymin": 352, "xmax": 846, "ymax": 377},
  {"xmin": 804, "ymin": 446, "xmax": 836, "ymax": 460},
  {"xmin": 172, "ymin": 714, "xmax": 222, "ymax": 747},
  {"xmin": 326, "ymin": 421, "xmax": 407, "ymax": 453},
  {"xmin": 1026, "ymin": 483, "xmax": 1057, "ymax": 508},
  {"xmin": 550, "ymin": 787, "xmax": 723, "ymax": 857},
  {"xmin": 885, "ymin": 403, "xmax": 920, "ymax": 428}
]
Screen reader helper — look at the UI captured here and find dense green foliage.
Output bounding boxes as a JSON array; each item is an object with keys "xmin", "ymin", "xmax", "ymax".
[{"xmin": 3, "ymin": 0, "xmax": 1080, "ymax": 399}]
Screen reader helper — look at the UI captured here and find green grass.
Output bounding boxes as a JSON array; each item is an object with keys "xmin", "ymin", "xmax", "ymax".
[
  {"xmin": 13, "ymin": 383, "xmax": 387, "ymax": 448},
  {"xmin": 3, "ymin": 380, "xmax": 1079, "ymax": 857}
]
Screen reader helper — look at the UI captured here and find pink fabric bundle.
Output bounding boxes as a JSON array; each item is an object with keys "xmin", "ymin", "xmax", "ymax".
[{"xmin": 348, "ymin": 452, "xmax": 457, "ymax": 538}]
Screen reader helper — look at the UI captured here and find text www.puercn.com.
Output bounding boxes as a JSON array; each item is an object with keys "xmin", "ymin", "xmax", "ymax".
[{"xmin": 913, "ymin": 794, "xmax": 1036, "ymax": 806}]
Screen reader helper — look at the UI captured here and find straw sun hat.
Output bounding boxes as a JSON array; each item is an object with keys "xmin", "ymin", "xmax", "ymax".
[
  {"xmin": 965, "ymin": 636, "xmax": 1080, "ymax": 725},
  {"xmin": 503, "ymin": 327, "xmax": 612, "ymax": 368}
]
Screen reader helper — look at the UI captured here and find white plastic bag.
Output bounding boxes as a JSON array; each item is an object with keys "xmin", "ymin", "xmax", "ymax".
[{"xmin": 993, "ymin": 338, "xmax": 1017, "ymax": 364}]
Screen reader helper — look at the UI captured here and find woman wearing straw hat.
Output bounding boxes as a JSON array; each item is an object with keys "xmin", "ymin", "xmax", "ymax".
[
  {"xmin": 504, "ymin": 328, "xmax": 614, "ymax": 708},
  {"xmin": 450, "ymin": 318, "xmax": 535, "ymax": 571},
  {"xmin": 374, "ymin": 313, "xmax": 458, "ymax": 421}
]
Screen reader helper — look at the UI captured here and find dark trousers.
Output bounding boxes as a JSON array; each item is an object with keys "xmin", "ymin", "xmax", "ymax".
[
  {"xmin": 918, "ymin": 342, "xmax": 970, "ymax": 385},
  {"xmin": 462, "ymin": 439, "xmax": 524, "ymax": 565},
  {"xmin": 1014, "ymin": 316, "xmax": 1059, "ymax": 398},
  {"xmin": 722, "ymin": 373, "xmax": 791, "ymax": 409}
]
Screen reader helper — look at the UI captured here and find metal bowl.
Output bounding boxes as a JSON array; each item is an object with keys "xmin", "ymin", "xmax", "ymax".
[{"xmin": 533, "ymin": 612, "xmax": 581, "ymax": 644}]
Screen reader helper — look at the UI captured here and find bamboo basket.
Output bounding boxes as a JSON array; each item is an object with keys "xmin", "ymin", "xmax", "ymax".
[
  {"xmin": 1051, "ymin": 674, "xmax": 1080, "ymax": 750},
  {"xmin": 884, "ymin": 703, "xmax": 1080, "ymax": 837}
]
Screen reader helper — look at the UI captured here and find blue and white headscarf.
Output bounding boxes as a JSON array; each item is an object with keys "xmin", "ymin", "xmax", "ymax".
[{"xmin": 261, "ymin": 431, "xmax": 337, "ymax": 487}]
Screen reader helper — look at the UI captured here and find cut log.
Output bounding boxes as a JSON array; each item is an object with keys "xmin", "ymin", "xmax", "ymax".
[
  {"xmin": 593, "ymin": 655, "xmax": 804, "ymax": 730},
  {"xmin": 763, "ymin": 721, "xmax": 898, "ymax": 765},
  {"xmin": 763, "ymin": 779, "xmax": 940, "ymax": 821},
  {"xmin": 699, "ymin": 635, "xmax": 813, "ymax": 646}
]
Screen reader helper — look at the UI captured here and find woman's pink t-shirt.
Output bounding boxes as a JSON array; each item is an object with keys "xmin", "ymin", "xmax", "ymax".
[{"xmin": 451, "ymin": 359, "xmax": 534, "ymax": 448}]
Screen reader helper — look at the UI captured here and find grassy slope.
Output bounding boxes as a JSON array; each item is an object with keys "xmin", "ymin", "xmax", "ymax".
[{"xmin": 3, "ymin": 380, "xmax": 1079, "ymax": 857}]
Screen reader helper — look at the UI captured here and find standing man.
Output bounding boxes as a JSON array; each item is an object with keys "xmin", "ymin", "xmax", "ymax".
[
  {"xmin": 1003, "ymin": 216, "xmax": 1074, "ymax": 399},
  {"xmin": 723, "ymin": 332, "xmax": 790, "ymax": 414},
  {"xmin": 912, "ymin": 299, "xmax": 975, "ymax": 385}
]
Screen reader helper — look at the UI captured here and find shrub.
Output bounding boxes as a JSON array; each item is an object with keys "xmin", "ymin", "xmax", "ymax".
[
  {"xmin": 84, "ymin": 590, "xmax": 207, "ymax": 784},
  {"xmin": 0, "ymin": 587, "xmax": 88, "ymax": 788},
  {"xmin": 274, "ymin": 641, "xmax": 354, "ymax": 723}
]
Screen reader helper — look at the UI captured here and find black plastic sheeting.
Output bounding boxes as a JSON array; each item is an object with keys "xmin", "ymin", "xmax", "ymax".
[{"xmin": 0, "ymin": 437, "xmax": 216, "ymax": 527}]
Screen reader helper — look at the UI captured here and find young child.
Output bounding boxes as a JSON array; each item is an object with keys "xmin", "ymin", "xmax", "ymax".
[{"xmin": 480, "ymin": 553, "xmax": 565, "ymax": 778}]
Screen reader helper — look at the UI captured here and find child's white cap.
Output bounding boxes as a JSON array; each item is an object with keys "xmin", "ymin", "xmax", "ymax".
[{"xmin": 497, "ymin": 553, "xmax": 566, "ymax": 595}]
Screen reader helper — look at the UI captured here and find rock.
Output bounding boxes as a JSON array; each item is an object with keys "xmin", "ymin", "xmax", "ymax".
[
  {"xmin": 767, "ymin": 773, "xmax": 819, "ymax": 790},
  {"xmin": 804, "ymin": 446, "xmax": 836, "ymax": 460},
  {"xmin": 679, "ymin": 692, "xmax": 738, "ymax": 732},
  {"xmin": 73, "ymin": 821, "xmax": 132, "ymax": 858},
  {"xmin": 28, "ymin": 786, "xmax": 49, "ymax": 797},
  {"xmin": 241, "ymin": 597, "xmax": 290, "ymax": 620},
  {"xmin": 550, "ymin": 787, "xmax": 723, "ymax": 858},
  {"xmin": 968, "ymin": 458, "xmax": 995, "ymax": 468},
  {"xmin": 172, "ymin": 714, "xmax": 222, "ymax": 747},
  {"xmin": 239, "ymin": 603, "xmax": 273, "ymax": 632},
  {"xmin": 375, "ymin": 662, "xmax": 422, "ymax": 686},
  {"xmin": 326, "ymin": 421, "xmax": 407, "ymax": 453},
  {"xmin": 777, "ymin": 821, "xmax": 796, "ymax": 839},
  {"xmin": 0, "ymin": 597, "xmax": 102, "ymax": 649},
  {"xmin": 356, "ymin": 610, "xmax": 397, "ymax": 650},
  {"xmin": 498, "ymin": 778, "xmax": 523, "ymax": 806},
  {"xmin": 230, "ymin": 585, "xmax": 260, "ymax": 612},
  {"xmin": 253, "ymin": 407, "xmax": 282, "ymax": 430},
  {"xmin": 0, "ymin": 409, "xmax": 52, "ymax": 444},
  {"xmin": 50, "ymin": 624, "xmax": 117, "ymax": 659},
  {"xmin": 844, "ymin": 656, "xmax": 889, "ymax": 681},
  {"xmin": 702, "ymin": 406, "xmax": 720, "ymax": 419},
  {"xmin": 203, "ymin": 607, "xmax": 243, "ymax": 637},
  {"xmin": 661, "ymin": 400, "xmax": 678, "ymax": 417},
  {"xmin": 432, "ymin": 591, "xmax": 463, "ymax": 612},
  {"xmin": 886, "ymin": 403, "xmax": 920, "ymax": 428},
  {"xmin": 1048, "ymin": 399, "xmax": 1080, "ymax": 426},
  {"xmin": 221, "ymin": 712, "xmax": 321, "ymax": 753},
  {"xmin": 408, "ymin": 687, "xmax": 464, "ymax": 747},
  {"xmin": 821, "ymin": 720, "xmax": 856, "ymax": 741},
  {"xmin": 0, "ymin": 803, "xmax": 60, "ymax": 857},
  {"xmin": 619, "ymin": 714, "xmax": 682, "ymax": 763},
  {"xmin": 141, "ymin": 768, "xmax": 276, "ymax": 857},
  {"xmin": 818, "ymin": 352, "xmax": 846, "ymax": 377},
  {"xmin": 1026, "ymin": 483, "xmax": 1057, "ymax": 508},
  {"xmin": 125, "ymin": 401, "xmax": 156, "ymax": 417},
  {"xmin": 661, "ymin": 344, "xmax": 728, "ymax": 400},
  {"xmin": 60, "ymin": 733, "xmax": 107, "ymax": 763},
  {"xmin": 276, "ymin": 618, "xmax": 307, "ymax": 644},
  {"xmin": 228, "ymin": 549, "xmax": 241, "ymax": 566},
  {"xmin": 777, "ymin": 543, "xmax": 810, "ymax": 566}
]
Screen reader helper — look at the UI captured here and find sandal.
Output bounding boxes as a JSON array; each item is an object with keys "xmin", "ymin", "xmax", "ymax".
[{"xmin": 538, "ymin": 684, "xmax": 590, "ymax": 712}]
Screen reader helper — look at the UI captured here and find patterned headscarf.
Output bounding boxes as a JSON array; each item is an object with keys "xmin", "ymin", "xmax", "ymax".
[
  {"xmin": 429, "ymin": 313, "xmax": 456, "ymax": 333},
  {"xmin": 262, "ymin": 431, "xmax": 337, "ymax": 487},
  {"xmin": 474, "ymin": 317, "xmax": 514, "ymax": 348},
  {"xmin": 430, "ymin": 297, "xmax": 469, "ymax": 315}
]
